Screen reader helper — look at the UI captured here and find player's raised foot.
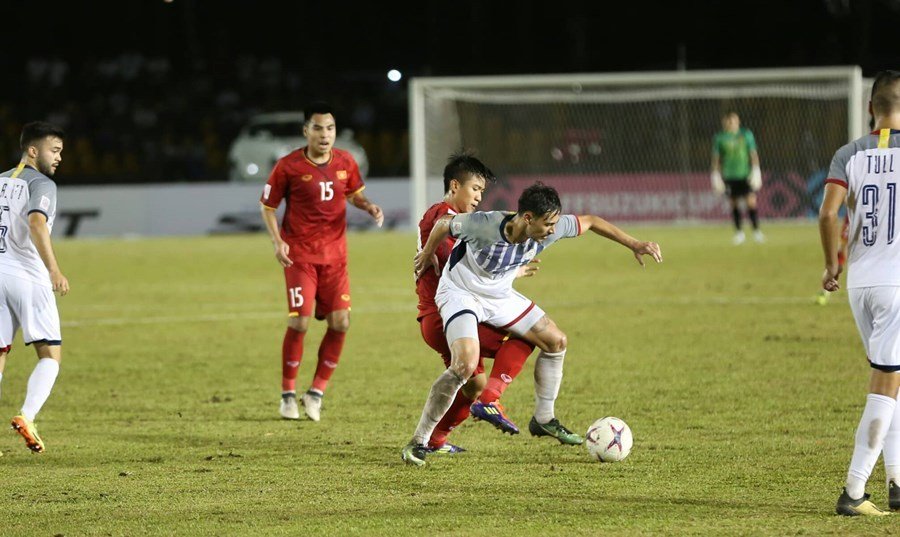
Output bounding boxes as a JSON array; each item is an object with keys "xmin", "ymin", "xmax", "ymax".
[
  {"xmin": 732, "ymin": 230, "xmax": 746, "ymax": 245},
  {"xmin": 753, "ymin": 230, "xmax": 766, "ymax": 243},
  {"xmin": 425, "ymin": 443, "xmax": 467, "ymax": 455},
  {"xmin": 528, "ymin": 416, "xmax": 584, "ymax": 445},
  {"xmin": 300, "ymin": 390, "xmax": 323, "ymax": 422},
  {"xmin": 835, "ymin": 488, "xmax": 890, "ymax": 516},
  {"xmin": 10, "ymin": 415, "xmax": 44, "ymax": 453},
  {"xmin": 470, "ymin": 401, "xmax": 520, "ymax": 435},
  {"xmin": 889, "ymin": 480, "xmax": 900, "ymax": 511},
  {"xmin": 401, "ymin": 442, "xmax": 427, "ymax": 466},
  {"xmin": 279, "ymin": 392, "xmax": 300, "ymax": 420}
]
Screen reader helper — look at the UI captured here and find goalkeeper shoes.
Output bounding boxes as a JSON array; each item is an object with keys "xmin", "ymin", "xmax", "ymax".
[
  {"xmin": 470, "ymin": 401, "xmax": 520, "ymax": 435},
  {"xmin": 528, "ymin": 416, "xmax": 584, "ymax": 445},
  {"xmin": 835, "ymin": 488, "xmax": 890, "ymax": 516},
  {"xmin": 10, "ymin": 415, "xmax": 44, "ymax": 453}
]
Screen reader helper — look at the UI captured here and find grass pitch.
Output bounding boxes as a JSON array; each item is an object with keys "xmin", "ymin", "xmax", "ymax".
[{"xmin": 0, "ymin": 223, "xmax": 894, "ymax": 536}]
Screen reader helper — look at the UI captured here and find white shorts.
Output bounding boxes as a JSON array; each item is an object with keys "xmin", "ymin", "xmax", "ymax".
[
  {"xmin": 0, "ymin": 275, "xmax": 61, "ymax": 351},
  {"xmin": 436, "ymin": 283, "xmax": 545, "ymax": 345},
  {"xmin": 849, "ymin": 286, "xmax": 900, "ymax": 372}
]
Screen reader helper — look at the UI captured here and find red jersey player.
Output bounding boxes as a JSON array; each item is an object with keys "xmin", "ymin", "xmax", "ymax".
[
  {"xmin": 416, "ymin": 152, "xmax": 535, "ymax": 453},
  {"xmin": 260, "ymin": 101, "xmax": 383, "ymax": 422}
]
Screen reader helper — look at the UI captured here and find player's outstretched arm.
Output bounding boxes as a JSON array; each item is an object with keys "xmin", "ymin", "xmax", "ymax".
[
  {"xmin": 28, "ymin": 212, "xmax": 69, "ymax": 295},
  {"xmin": 819, "ymin": 183, "xmax": 846, "ymax": 291},
  {"xmin": 577, "ymin": 215, "xmax": 662, "ymax": 266},
  {"xmin": 259, "ymin": 202, "xmax": 292, "ymax": 267},
  {"xmin": 414, "ymin": 214, "xmax": 452, "ymax": 279}
]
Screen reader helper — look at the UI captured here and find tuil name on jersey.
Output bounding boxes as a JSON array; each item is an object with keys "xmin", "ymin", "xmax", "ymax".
[
  {"xmin": 867, "ymin": 154, "xmax": 895, "ymax": 174},
  {"xmin": 0, "ymin": 182, "xmax": 26, "ymax": 201}
]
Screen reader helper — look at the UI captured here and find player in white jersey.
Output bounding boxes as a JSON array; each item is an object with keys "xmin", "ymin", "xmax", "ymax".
[
  {"xmin": 820, "ymin": 70, "xmax": 900, "ymax": 516},
  {"xmin": 402, "ymin": 182, "xmax": 662, "ymax": 465},
  {"xmin": 0, "ymin": 121, "xmax": 69, "ymax": 453}
]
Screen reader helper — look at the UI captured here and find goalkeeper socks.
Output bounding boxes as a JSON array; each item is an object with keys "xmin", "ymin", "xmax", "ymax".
[
  {"xmin": 846, "ymin": 393, "xmax": 896, "ymax": 499},
  {"xmin": 282, "ymin": 327, "xmax": 305, "ymax": 392},
  {"xmin": 311, "ymin": 328, "xmax": 345, "ymax": 393},
  {"xmin": 481, "ymin": 338, "xmax": 533, "ymax": 404},
  {"xmin": 731, "ymin": 207, "xmax": 742, "ymax": 231},
  {"xmin": 748, "ymin": 208, "xmax": 759, "ymax": 230},
  {"xmin": 21, "ymin": 358, "xmax": 59, "ymax": 422},
  {"xmin": 428, "ymin": 392, "xmax": 474, "ymax": 448},
  {"xmin": 533, "ymin": 349, "xmax": 566, "ymax": 423},
  {"xmin": 412, "ymin": 368, "xmax": 467, "ymax": 446}
]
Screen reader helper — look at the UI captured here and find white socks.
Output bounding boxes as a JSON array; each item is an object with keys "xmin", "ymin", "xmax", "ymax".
[
  {"xmin": 883, "ymin": 392, "xmax": 900, "ymax": 486},
  {"xmin": 846, "ymin": 393, "xmax": 897, "ymax": 499},
  {"xmin": 21, "ymin": 358, "xmax": 59, "ymax": 422},
  {"xmin": 533, "ymin": 349, "xmax": 566, "ymax": 424},
  {"xmin": 412, "ymin": 368, "xmax": 467, "ymax": 446}
]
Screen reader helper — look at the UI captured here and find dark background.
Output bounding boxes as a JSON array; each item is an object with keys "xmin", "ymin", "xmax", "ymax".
[{"xmin": 0, "ymin": 0, "xmax": 896, "ymax": 182}]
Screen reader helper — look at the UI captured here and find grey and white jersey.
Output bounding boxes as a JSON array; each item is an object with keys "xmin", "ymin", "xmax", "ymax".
[
  {"xmin": 440, "ymin": 211, "xmax": 581, "ymax": 298},
  {"xmin": 0, "ymin": 164, "xmax": 57, "ymax": 287},
  {"xmin": 828, "ymin": 129, "xmax": 900, "ymax": 289}
]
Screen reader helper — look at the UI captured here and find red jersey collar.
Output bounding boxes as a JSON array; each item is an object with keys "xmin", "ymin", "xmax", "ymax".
[{"xmin": 302, "ymin": 147, "xmax": 334, "ymax": 167}]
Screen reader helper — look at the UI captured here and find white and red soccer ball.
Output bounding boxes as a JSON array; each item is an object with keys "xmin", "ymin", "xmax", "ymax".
[{"xmin": 585, "ymin": 417, "xmax": 632, "ymax": 462}]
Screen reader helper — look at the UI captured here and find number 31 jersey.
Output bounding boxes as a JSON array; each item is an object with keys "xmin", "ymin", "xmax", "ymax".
[
  {"xmin": 827, "ymin": 128, "xmax": 900, "ymax": 288},
  {"xmin": 260, "ymin": 147, "xmax": 364, "ymax": 264}
]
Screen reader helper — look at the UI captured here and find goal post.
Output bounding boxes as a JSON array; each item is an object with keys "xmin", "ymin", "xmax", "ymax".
[{"xmin": 409, "ymin": 66, "xmax": 865, "ymax": 225}]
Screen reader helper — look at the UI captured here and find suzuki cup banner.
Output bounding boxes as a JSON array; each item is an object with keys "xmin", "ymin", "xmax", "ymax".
[{"xmin": 482, "ymin": 172, "xmax": 816, "ymax": 221}]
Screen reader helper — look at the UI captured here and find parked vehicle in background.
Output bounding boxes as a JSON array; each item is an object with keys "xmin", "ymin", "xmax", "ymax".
[{"xmin": 228, "ymin": 111, "xmax": 369, "ymax": 182}]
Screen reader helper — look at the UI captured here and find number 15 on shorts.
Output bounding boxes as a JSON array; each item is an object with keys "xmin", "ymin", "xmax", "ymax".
[{"xmin": 289, "ymin": 286, "xmax": 304, "ymax": 308}]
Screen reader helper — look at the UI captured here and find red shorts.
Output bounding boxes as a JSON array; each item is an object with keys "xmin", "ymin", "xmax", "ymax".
[
  {"xmin": 419, "ymin": 312, "xmax": 511, "ymax": 376},
  {"xmin": 284, "ymin": 262, "xmax": 351, "ymax": 319}
]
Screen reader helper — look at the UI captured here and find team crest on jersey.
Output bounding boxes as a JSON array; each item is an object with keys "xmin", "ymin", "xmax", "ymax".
[
  {"xmin": 341, "ymin": 294, "xmax": 350, "ymax": 301},
  {"xmin": 301, "ymin": 174, "xmax": 313, "ymax": 182},
  {"xmin": 337, "ymin": 170, "xmax": 348, "ymax": 180}
]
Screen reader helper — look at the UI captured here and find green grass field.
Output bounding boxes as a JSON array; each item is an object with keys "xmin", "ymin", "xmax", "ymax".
[{"xmin": 0, "ymin": 223, "xmax": 894, "ymax": 536}]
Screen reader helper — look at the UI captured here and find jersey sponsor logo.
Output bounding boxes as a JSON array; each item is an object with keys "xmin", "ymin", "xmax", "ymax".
[
  {"xmin": 337, "ymin": 170, "xmax": 348, "ymax": 180},
  {"xmin": 301, "ymin": 174, "xmax": 313, "ymax": 182},
  {"xmin": 341, "ymin": 293, "xmax": 350, "ymax": 301},
  {"xmin": 263, "ymin": 184, "xmax": 271, "ymax": 200},
  {"xmin": 39, "ymin": 196, "xmax": 50, "ymax": 211}
]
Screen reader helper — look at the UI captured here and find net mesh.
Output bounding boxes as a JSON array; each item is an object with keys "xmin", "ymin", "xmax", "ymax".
[{"xmin": 420, "ymin": 77, "xmax": 857, "ymax": 221}]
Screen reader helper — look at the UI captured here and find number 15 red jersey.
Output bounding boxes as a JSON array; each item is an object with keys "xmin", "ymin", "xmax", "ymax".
[{"xmin": 261, "ymin": 147, "xmax": 364, "ymax": 264}]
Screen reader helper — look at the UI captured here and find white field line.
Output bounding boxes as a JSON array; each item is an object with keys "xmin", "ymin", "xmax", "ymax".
[{"xmin": 61, "ymin": 295, "xmax": 838, "ymax": 328}]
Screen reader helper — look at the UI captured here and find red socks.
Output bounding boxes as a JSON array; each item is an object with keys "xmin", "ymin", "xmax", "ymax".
[
  {"xmin": 311, "ymin": 328, "xmax": 346, "ymax": 393},
  {"xmin": 481, "ymin": 338, "xmax": 533, "ymax": 404},
  {"xmin": 428, "ymin": 392, "xmax": 474, "ymax": 448},
  {"xmin": 281, "ymin": 327, "xmax": 305, "ymax": 392}
]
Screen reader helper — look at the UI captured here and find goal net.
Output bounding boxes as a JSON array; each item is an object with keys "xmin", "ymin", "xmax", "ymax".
[{"xmin": 410, "ymin": 67, "xmax": 866, "ymax": 224}]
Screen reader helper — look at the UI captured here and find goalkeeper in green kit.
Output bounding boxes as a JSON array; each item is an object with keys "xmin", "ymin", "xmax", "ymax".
[{"xmin": 710, "ymin": 111, "xmax": 764, "ymax": 244}]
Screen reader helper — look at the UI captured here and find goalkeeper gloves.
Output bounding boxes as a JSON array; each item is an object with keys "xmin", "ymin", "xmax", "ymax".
[
  {"xmin": 748, "ymin": 166, "xmax": 762, "ymax": 191},
  {"xmin": 711, "ymin": 170, "xmax": 725, "ymax": 195}
]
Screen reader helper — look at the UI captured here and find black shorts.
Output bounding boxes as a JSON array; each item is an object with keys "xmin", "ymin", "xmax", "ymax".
[{"xmin": 725, "ymin": 179, "xmax": 751, "ymax": 198}]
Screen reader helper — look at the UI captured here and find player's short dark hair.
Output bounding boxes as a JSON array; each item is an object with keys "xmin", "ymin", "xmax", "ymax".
[
  {"xmin": 20, "ymin": 121, "xmax": 65, "ymax": 152},
  {"xmin": 304, "ymin": 101, "xmax": 335, "ymax": 124},
  {"xmin": 871, "ymin": 70, "xmax": 900, "ymax": 115},
  {"xmin": 517, "ymin": 182, "xmax": 561, "ymax": 217},
  {"xmin": 442, "ymin": 151, "xmax": 496, "ymax": 193}
]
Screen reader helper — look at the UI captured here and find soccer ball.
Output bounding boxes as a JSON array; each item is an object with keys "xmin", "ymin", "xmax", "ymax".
[{"xmin": 585, "ymin": 417, "xmax": 632, "ymax": 462}]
